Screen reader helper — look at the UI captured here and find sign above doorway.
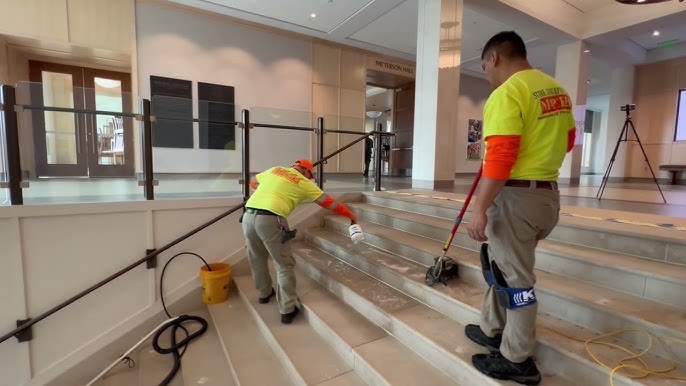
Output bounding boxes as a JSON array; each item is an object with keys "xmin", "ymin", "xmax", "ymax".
[{"xmin": 366, "ymin": 57, "xmax": 415, "ymax": 78}]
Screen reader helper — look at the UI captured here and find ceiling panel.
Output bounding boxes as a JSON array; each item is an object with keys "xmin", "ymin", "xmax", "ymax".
[
  {"xmin": 629, "ymin": 22, "xmax": 686, "ymax": 49},
  {"xmin": 561, "ymin": 0, "xmax": 616, "ymax": 13},
  {"xmin": 204, "ymin": 0, "xmax": 371, "ymax": 33},
  {"xmin": 348, "ymin": 0, "xmax": 418, "ymax": 55}
]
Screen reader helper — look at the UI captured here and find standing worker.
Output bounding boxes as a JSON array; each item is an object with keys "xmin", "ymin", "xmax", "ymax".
[
  {"xmin": 242, "ymin": 159, "xmax": 361, "ymax": 324},
  {"xmin": 363, "ymin": 136, "xmax": 373, "ymax": 177},
  {"xmin": 465, "ymin": 31, "xmax": 577, "ymax": 385}
]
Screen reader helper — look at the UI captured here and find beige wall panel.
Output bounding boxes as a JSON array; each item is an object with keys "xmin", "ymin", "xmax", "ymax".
[
  {"xmin": 628, "ymin": 143, "xmax": 671, "ymax": 178},
  {"xmin": 633, "ymin": 91, "xmax": 678, "ymax": 144},
  {"xmin": 0, "ymin": 0, "xmax": 69, "ymax": 42},
  {"xmin": 67, "ymin": 0, "xmax": 135, "ymax": 53},
  {"xmin": 635, "ymin": 60, "xmax": 679, "ymax": 96},
  {"xmin": 338, "ymin": 133, "xmax": 364, "ymax": 173},
  {"xmin": 670, "ymin": 142, "xmax": 686, "ymax": 164},
  {"xmin": 312, "ymin": 84, "xmax": 339, "ymax": 171},
  {"xmin": 339, "ymin": 88, "xmax": 365, "ymax": 125},
  {"xmin": 340, "ymin": 50, "xmax": 366, "ymax": 91},
  {"xmin": 313, "ymin": 43, "xmax": 340, "ymax": 87}
]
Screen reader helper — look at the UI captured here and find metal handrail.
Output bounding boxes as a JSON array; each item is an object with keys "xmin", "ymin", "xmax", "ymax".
[
  {"xmin": 0, "ymin": 202, "xmax": 246, "ymax": 345},
  {"xmin": 252, "ymin": 122, "xmax": 315, "ymax": 132},
  {"xmin": 17, "ymin": 104, "xmax": 139, "ymax": 119}
]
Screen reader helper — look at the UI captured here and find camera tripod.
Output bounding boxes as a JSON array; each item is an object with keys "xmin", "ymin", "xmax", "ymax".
[{"xmin": 596, "ymin": 106, "xmax": 666, "ymax": 203}]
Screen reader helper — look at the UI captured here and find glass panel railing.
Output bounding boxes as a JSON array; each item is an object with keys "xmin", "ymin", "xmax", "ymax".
[
  {"xmin": 151, "ymin": 95, "xmax": 241, "ymax": 200},
  {"xmin": 250, "ymin": 106, "xmax": 315, "ymax": 173},
  {"xmin": 14, "ymin": 81, "xmax": 142, "ymax": 204}
]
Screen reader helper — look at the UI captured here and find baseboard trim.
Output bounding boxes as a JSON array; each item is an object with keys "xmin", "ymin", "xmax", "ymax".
[{"xmin": 35, "ymin": 247, "xmax": 247, "ymax": 386}]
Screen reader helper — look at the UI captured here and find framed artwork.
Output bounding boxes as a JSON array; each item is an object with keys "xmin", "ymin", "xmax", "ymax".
[{"xmin": 466, "ymin": 119, "xmax": 483, "ymax": 160}]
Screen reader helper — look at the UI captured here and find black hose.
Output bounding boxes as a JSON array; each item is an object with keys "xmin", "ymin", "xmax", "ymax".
[{"xmin": 152, "ymin": 252, "xmax": 212, "ymax": 386}]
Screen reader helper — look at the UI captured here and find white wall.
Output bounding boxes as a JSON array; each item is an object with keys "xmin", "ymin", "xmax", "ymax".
[
  {"xmin": 586, "ymin": 94, "xmax": 610, "ymax": 174},
  {"xmin": 136, "ymin": 1, "xmax": 312, "ymax": 173},
  {"xmin": 0, "ymin": 198, "xmax": 246, "ymax": 385},
  {"xmin": 455, "ymin": 74, "xmax": 491, "ymax": 173}
]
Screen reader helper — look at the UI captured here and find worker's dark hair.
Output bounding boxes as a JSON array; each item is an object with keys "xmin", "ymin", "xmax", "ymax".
[{"xmin": 481, "ymin": 31, "xmax": 527, "ymax": 61}]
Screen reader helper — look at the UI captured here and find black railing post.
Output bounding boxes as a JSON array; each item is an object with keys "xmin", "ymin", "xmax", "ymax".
[
  {"xmin": 374, "ymin": 131, "xmax": 383, "ymax": 192},
  {"xmin": 242, "ymin": 109, "xmax": 251, "ymax": 202},
  {"xmin": 141, "ymin": 99, "xmax": 154, "ymax": 200},
  {"xmin": 1, "ymin": 85, "xmax": 23, "ymax": 205},
  {"xmin": 316, "ymin": 117, "xmax": 324, "ymax": 189}
]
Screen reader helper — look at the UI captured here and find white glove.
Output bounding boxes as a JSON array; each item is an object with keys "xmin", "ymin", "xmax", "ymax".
[{"xmin": 349, "ymin": 223, "xmax": 365, "ymax": 244}]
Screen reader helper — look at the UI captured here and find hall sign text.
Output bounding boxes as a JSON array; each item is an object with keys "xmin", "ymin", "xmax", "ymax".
[{"xmin": 367, "ymin": 57, "xmax": 415, "ymax": 78}]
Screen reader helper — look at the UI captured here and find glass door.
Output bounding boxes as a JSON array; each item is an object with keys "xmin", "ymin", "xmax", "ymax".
[
  {"xmin": 83, "ymin": 69, "xmax": 134, "ymax": 177},
  {"xmin": 29, "ymin": 61, "xmax": 133, "ymax": 178},
  {"xmin": 29, "ymin": 61, "xmax": 88, "ymax": 177}
]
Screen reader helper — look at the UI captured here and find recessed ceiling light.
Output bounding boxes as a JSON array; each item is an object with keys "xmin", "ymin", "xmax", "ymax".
[
  {"xmin": 584, "ymin": 49, "xmax": 590, "ymax": 53},
  {"xmin": 310, "ymin": 12, "xmax": 316, "ymax": 18},
  {"xmin": 637, "ymin": 0, "xmax": 646, "ymax": 3},
  {"xmin": 653, "ymin": 30, "xmax": 660, "ymax": 36}
]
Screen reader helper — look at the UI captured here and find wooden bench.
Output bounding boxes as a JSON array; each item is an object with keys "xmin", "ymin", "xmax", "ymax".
[{"xmin": 659, "ymin": 165, "xmax": 686, "ymax": 185}]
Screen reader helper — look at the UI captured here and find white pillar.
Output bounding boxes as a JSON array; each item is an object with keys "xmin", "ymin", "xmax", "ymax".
[
  {"xmin": 555, "ymin": 41, "xmax": 590, "ymax": 185},
  {"xmin": 411, "ymin": 0, "xmax": 463, "ymax": 190},
  {"xmin": 602, "ymin": 66, "xmax": 635, "ymax": 179}
]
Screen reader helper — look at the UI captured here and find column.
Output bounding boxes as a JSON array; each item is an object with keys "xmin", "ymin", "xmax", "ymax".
[
  {"xmin": 603, "ymin": 66, "xmax": 635, "ymax": 179},
  {"xmin": 411, "ymin": 0, "xmax": 463, "ymax": 190},
  {"xmin": 555, "ymin": 41, "xmax": 590, "ymax": 185}
]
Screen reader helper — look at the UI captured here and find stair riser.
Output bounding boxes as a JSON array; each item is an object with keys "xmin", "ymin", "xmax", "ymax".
[
  {"xmin": 362, "ymin": 195, "xmax": 686, "ymax": 266},
  {"xmin": 536, "ymin": 250, "xmax": 686, "ymax": 310},
  {"xmin": 234, "ymin": 287, "xmax": 308, "ymax": 386},
  {"xmin": 302, "ymin": 302, "xmax": 391, "ymax": 386},
  {"xmin": 352, "ymin": 207, "xmax": 686, "ymax": 310},
  {"xmin": 304, "ymin": 234, "xmax": 624, "ymax": 386},
  {"xmin": 324, "ymin": 219, "xmax": 686, "ymax": 363},
  {"xmin": 294, "ymin": 251, "xmax": 502, "ymax": 386}
]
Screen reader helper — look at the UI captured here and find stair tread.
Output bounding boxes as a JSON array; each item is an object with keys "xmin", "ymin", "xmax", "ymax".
[
  {"xmin": 351, "ymin": 202, "xmax": 686, "ymax": 285},
  {"xmin": 293, "ymin": 260, "xmax": 458, "ymax": 385},
  {"xmin": 301, "ymin": 229, "xmax": 686, "ymax": 385},
  {"xmin": 326, "ymin": 216, "xmax": 686, "ymax": 340},
  {"xmin": 138, "ymin": 342, "xmax": 185, "ymax": 386},
  {"xmin": 180, "ymin": 308, "xmax": 236, "ymax": 386},
  {"xmin": 292, "ymin": 240, "xmax": 576, "ymax": 386},
  {"xmin": 234, "ymin": 274, "xmax": 353, "ymax": 385},
  {"xmin": 362, "ymin": 191, "xmax": 686, "ymax": 244},
  {"xmin": 208, "ymin": 285, "xmax": 294, "ymax": 386}
]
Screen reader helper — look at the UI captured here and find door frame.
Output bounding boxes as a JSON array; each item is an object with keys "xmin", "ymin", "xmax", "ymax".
[{"xmin": 29, "ymin": 61, "xmax": 88, "ymax": 177}]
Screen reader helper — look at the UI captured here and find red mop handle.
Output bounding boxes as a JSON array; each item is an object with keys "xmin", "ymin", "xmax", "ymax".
[{"xmin": 443, "ymin": 166, "xmax": 483, "ymax": 251}]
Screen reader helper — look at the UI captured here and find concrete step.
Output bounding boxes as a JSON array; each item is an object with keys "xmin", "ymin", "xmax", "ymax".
[
  {"xmin": 349, "ymin": 202, "xmax": 686, "ymax": 310},
  {"xmin": 291, "ymin": 258, "xmax": 458, "ymax": 385},
  {"xmin": 324, "ymin": 215, "xmax": 686, "ymax": 367},
  {"xmin": 208, "ymin": 283, "xmax": 295, "ymax": 386},
  {"xmin": 291, "ymin": 240, "xmax": 578, "ymax": 386},
  {"xmin": 360, "ymin": 192, "xmax": 686, "ymax": 267},
  {"xmin": 138, "ymin": 342, "xmax": 185, "ymax": 386},
  {"xmin": 232, "ymin": 269, "xmax": 358, "ymax": 385}
]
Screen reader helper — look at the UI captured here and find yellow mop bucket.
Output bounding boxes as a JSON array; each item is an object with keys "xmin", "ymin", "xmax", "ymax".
[{"xmin": 200, "ymin": 263, "xmax": 232, "ymax": 304}]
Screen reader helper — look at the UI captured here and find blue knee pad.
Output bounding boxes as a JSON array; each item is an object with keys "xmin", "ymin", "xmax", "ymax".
[{"xmin": 480, "ymin": 243, "xmax": 537, "ymax": 310}]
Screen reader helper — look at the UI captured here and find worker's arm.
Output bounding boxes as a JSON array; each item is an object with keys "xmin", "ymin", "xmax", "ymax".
[
  {"xmin": 471, "ymin": 135, "xmax": 521, "ymax": 214},
  {"xmin": 315, "ymin": 193, "xmax": 357, "ymax": 223}
]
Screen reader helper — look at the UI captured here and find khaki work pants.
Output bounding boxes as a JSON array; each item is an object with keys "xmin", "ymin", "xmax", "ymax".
[
  {"xmin": 242, "ymin": 212, "xmax": 299, "ymax": 314},
  {"xmin": 480, "ymin": 186, "xmax": 560, "ymax": 363}
]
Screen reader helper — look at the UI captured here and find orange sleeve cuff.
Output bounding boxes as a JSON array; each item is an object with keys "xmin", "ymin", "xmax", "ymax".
[
  {"xmin": 333, "ymin": 203, "xmax": 357, "ymax": 222},
  {"xmin": 567, "ymin": 129, "xmax": 576, "ymax": 153},
  {"xmin": 483, "ymin": 135, "xmax": 521, "ymax": 180},
  {"xmin": 249, "ymin": 178, "xmax": 259, "ymax": 190}
]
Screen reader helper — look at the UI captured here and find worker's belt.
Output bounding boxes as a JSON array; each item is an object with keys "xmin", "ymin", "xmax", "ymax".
[
  {"xmin": 246, "ymin": 208, "xmax": 278, "ymax": 216},
  {"xmin": 505, "ymin": 180, "xmax": 558, "ymax": 190}
]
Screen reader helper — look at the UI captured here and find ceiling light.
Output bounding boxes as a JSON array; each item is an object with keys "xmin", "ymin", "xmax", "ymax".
[
  {"xmin": 366, "ymin": 111, "xmax": 383, "ymax": 119},
  {"xmin": 653, "ymin": 30, "xmax": 660, "ymax": 36},
  {"xmin": 584, "ymin": 49, "xmax": 590, "ymax": 53},
  {"xmin": 310, "ymin": 12, "xmax": 316, "ymax": 18},
  {"xmin": 94, "ymin": 78, "xmax": 121, "ymax": 89},
  {"xmin": 615, "ymin": 0, "xmax": 673, "ymax": 4}
]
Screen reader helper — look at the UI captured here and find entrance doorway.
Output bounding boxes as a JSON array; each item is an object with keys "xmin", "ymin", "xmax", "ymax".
[{"xmin": 28, "ymin": 61, "xmax": 134, "ymax": 178}]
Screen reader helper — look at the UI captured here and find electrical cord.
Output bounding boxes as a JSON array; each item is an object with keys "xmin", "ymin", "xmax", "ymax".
[
  {"xmin": 151, "ymin": 252, "xmax": 212, "ymax": 386},
  {"xmin": 549, "ymin": 327, "xmax": 686, "ymax": 386}
]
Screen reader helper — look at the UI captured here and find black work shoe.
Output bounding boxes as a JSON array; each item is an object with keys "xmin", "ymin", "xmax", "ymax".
[
  {"xmin": 281, "ymin": 306, "xmax": 300, "ymax": 324},
  {"xmin": 258, "ymin": 288, "xmax": 275, "ymax": 304},
  {"xmin": 472, "ymin": 352, "xmax": 541, "ymax": 385},
  {"xmin": 465, "ymin": 324, "xmax": 502, "ymax": 352}
]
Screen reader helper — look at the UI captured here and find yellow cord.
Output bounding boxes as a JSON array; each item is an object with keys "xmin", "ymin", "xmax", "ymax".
[{"xmin": 549, "ymin": 327, "xmax": 686, "ymax": 385}]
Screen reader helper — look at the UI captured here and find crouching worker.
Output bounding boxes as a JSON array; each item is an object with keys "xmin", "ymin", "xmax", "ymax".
[{"xmin": 242, "ymin": 159, "xmax": 358, "ymax": 324}]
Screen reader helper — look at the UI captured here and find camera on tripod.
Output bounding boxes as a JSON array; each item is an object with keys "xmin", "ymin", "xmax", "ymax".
[{"xmin": 620, "ymin": 104, "xmax": 636, "ymax": 112}]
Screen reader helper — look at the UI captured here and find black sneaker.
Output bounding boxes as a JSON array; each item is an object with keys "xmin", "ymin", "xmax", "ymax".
[
  {"xmin": 281, "ymin": 306, "xmax": 299, "ymax": 324},
  {"xmin": 472, "ymin": 352, "xmax": 541, "ymax": 385},
  {"xmin": 465, "ymin": 324, "xmax": 502, "ymax": 352},
  {"xmin": 259, "ymin": 288, "xmax": 275, "ymax": 304}
]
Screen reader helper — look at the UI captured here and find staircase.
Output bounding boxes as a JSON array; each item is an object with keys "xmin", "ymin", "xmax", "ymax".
[{"xmin": 95, "ymin": 191, "xmax": 686, "ymax": 385}]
